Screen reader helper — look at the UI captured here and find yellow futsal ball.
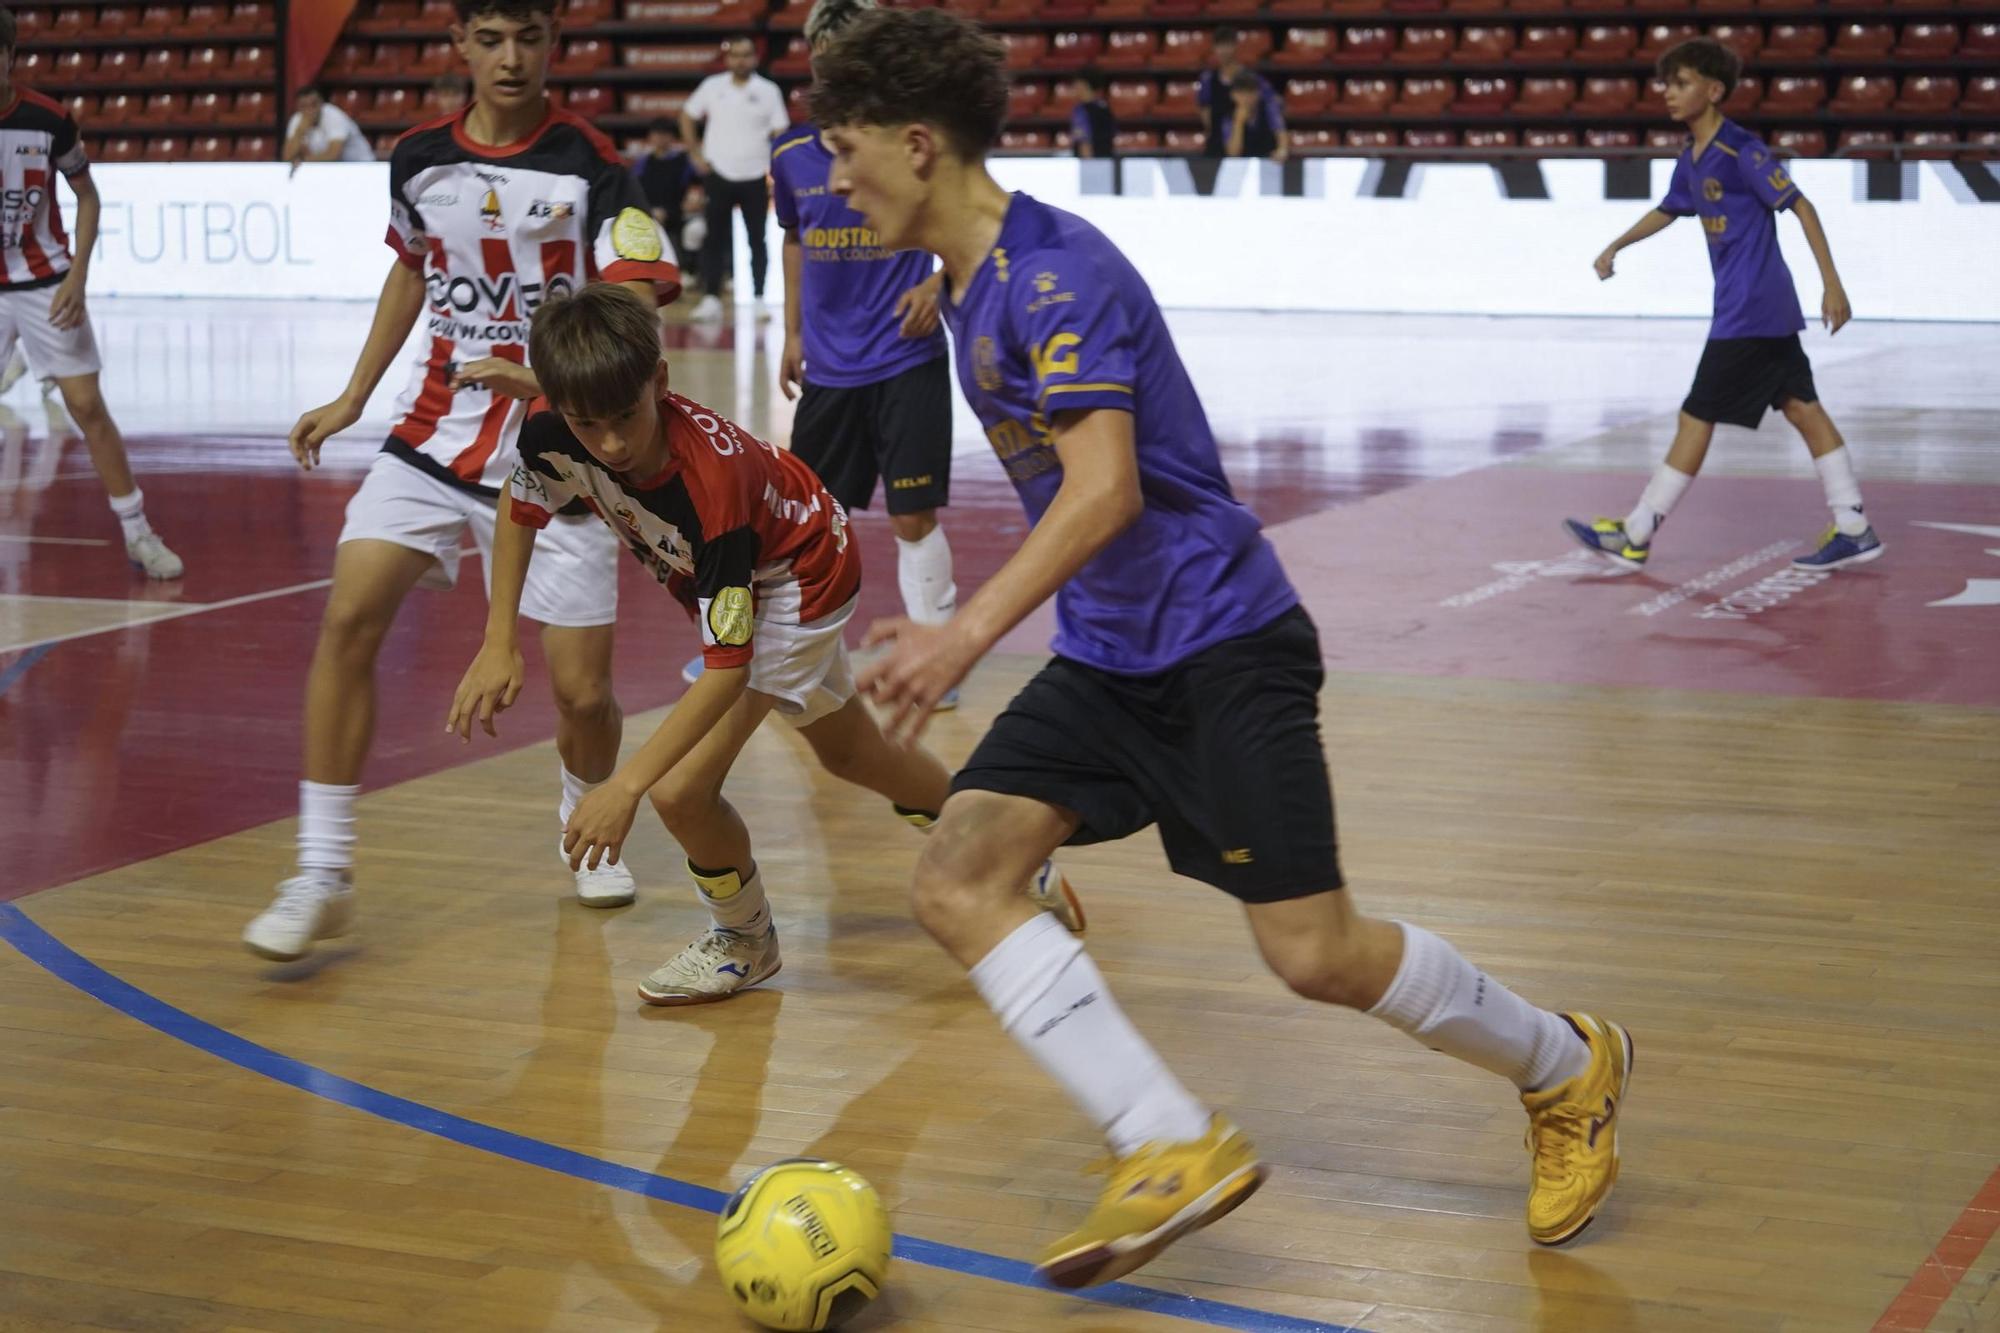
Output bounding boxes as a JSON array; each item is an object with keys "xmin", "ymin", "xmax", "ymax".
[{"xmin": 715, "ymin": 1158, "xmax": 892, "ymax": 1331}]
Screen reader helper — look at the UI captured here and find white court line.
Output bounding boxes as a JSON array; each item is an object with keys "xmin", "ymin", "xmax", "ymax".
[
  {"xmin": 0, "ymin": 535, "xmax": 111, "ymax": 546},
  {"xmin": 0, "ymin": 577, "xmax": 333, "ymax": 655}
]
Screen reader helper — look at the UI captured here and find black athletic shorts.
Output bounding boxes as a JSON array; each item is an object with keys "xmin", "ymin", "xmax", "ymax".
[
  {"xmin": 951, "ymin": 605, "xmax": 1343, "ymax": 903},
  {"xmin": 1682, "ymin": 334, "xmax": 1819, "ymax": 430},
  {"xmin": 791, "ymin": 356, "xmax": 952, "ymax": 515}
]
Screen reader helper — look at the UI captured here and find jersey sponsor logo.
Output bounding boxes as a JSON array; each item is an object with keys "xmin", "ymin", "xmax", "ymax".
[
  {"xmin": 420, "ymin": 191, "xmax": 459, "ymax": 207},
  {"xmin": 612, "ymin": 206, "xmax": 663, "ymax": 261},
  {"xmin": 1702, "ymin": 177, "xmax": 1723, "ymax": 202},
  {"xmin": 425, "ymin": 271, "xmax": 575, "ymax": 334},
  {"xmin": 12, "ymin": 143, "xmax": 41, "ymax": 156},
  {"xmin": 707, "ymin": 585, "xmax": 754, "ymax": 647},
  {"xmin": 479, "ymin": 187, "xmax": 504, "ymax": 232},
  {"xmin": 527, "ymin": 199, "xmax": 574, "ymax": 220}
]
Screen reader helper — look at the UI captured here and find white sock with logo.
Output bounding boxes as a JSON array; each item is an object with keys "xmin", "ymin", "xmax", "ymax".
[
  {"xmin": 1812, "ymin": 447, "xmax": 1870, "ymax": 537},
  {"xmin": 896, "ymin": 524, "xmax": 956, "ymax": 627},
  {"xmin": 1623, "ymin": 465, "xmax": 1693, "ymax": 546},
  {"xmin": 969, "ymin": 913, "xmax": 1211, "ymax": 1154}
]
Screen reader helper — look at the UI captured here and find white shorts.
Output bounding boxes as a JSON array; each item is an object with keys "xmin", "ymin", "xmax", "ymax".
[
  {"xmin": 0, "ymin": 282, "xmax": 102, "ymax": 379},
  {"xmin": 338, "ymin": 451, "xmax": 619, "ymax": 628},
  {"xmin": 749, "ymin": 595, "xmax": 856, "ymax": 729}
]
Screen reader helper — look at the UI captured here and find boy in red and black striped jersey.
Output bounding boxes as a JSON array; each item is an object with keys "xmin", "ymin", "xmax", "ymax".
[
  {"xmin": 0, "ymin": 11, "xmax": 181, "ymax": 578},
  {"xmin": 447, "ymin": 284, "xmax": 1083, "ymax": 1005},
  {"xmin": 244, "ymin": 0, "xmax": 681, "ymax": 962}
]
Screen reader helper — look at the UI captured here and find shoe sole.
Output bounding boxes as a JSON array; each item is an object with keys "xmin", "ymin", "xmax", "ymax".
[
  {"xmin": 1039, "ymin": 1160, "xmax": 1268, "ymax": 1290},
  {"xmin": 1531, "ymin": 1021, "xmax": 1636, "ymax": 1248},
  {"xmin": 576, "ymin": 890, "xmax": 637, "ymax": 908},
  {"xmin": 1792, "ymin": 543, "xmax": 1885, "ymax": 572},
  {"xmin": 1560, "ymin": 521, "xmax": 1644, "ymax": 573},
  {"xmin": 636, "ymin": 958, "xmax": 782, "ymax": 1006},
  {"xmin": 242, "ymin": 914, "xmax": 351, "ymax": 964}
]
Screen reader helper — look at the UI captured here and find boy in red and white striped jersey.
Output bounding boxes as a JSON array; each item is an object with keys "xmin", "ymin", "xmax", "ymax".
[
  {"xmin": 0, "ymin": 11, "xmax": 181, "ymax": 578},
  {"xmin": 243, "ymin": 0, "xmax": 680, "ymax": 961}
]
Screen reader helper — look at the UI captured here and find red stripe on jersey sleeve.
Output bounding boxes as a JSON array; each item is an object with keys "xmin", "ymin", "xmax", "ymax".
[
  {"xmin": 508, "ymin": 495, "xmax": 554, "ymax": 529},
  {"xmin": 701, "ymin": 643, "xmax": 754, "ymax": 670},
  {"xmin": 393, "ymin": 336, "xmax": 458, "ymax": 448},
  {"xmin": 385, "ymin": 224, "xmax": 423, "ymax": 269},
  {"xmin": 454, "ymin": 342, "xmax": 525, "ymax": 482},
  {"xmin": 539, "ymin": 239, "xmax": 576, "ymax": 298},
  {"xmin": 17, "ymin": 169, "xmax": 58, "ymax": 280},
  {"xmin": 602, "ymin": 258, "xmax": 682, "ymax": 302}
]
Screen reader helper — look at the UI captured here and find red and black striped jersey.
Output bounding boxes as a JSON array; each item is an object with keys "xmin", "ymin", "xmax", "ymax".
[
  {"xmin": 509, "ymin": 393, "xmax": 860, "ymax": 670},
  {"xmin": 383, "ymin": 104, "xmax": 681, "ymax": 495},
  {"xmin": 0, "ymin": 89, "xmax": 88, "ymax": 292}
]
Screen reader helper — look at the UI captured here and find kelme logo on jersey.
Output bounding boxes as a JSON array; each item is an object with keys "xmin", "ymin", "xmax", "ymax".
[
  {"xmin": 612, "ymin": 207, "xmax": 663, "ymax": 262},
  {"xmin": 480, "ymin": 187, "xmax": 504, "ymax": 232},
  {"xmin": 707, "ymin": 586, "xmax": 754, "ymax": 648}
]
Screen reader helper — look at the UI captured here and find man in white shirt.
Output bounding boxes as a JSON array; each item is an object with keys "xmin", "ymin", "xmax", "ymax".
[
  {"xmin": 679, "ymin": 38, "xmax": 788, "ymax": 320},
  {"xmin": 283, "ymin": 87, "xmax": 375, "ymax": 174}
]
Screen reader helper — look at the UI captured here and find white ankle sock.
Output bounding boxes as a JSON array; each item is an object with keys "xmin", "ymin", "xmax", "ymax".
[
  {"xmin": 1623, "ymin": 465, "xmax": 1693, "ymax": 546},
  {"xmin": 297, "ymin": 780, "xmax": 359, "ymax": 879},
  {"xmin": 895, "ymin": 525, "xmax": 957, "ymax": 627},
  {"xmin": 691, "ymin": 862, "xmax": 771, "ymax": 936},
  {"xmin": 1812, "ymin": 447, "xmax": 1869, "ymax": 537},
  {"xmin": 1367, "ymin": 922, "xmax": 1590, "ymax": 1092},
  {"xmin": 558, "ymin": 764, "xmax": 596, "ymax": 826},
  {"xmin": 108, "ymin": 488, "xmax": 152, "ymax": 543},
  {"xmin": 969, "ymin": 913, "xmax": 1210, "ymax": 1154}
]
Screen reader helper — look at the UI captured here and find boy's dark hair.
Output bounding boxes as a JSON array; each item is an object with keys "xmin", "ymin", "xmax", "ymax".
[
  {"xmin": 647, "ymin": 116, "xmax": 680, "ymax": 137},
  {"xmin": 0, "ymin": 9, "xmax": 17, "ymax": 52},
  {"xmin": 529, "ymin": 283, "xmax": 663, "ymax": 418},
  {"xmin": 1213, "ymin": 26, "xmax": 1240, "ymax": 46},
  {"xmin": 1655, "ymin": 36, "xmax": 1740, "ymax": 100},
  {"xmin": 453, "ymin": 0, "xmax": 557, "ymax": 25},
  {"xmin": 1078, "ymin": 68, "xmax": 1108, "ymax": 96},
  {"xmin": 296, "ymin": 85, "xmax": 326, "ymax": 102},
  {"xmin": 1229, "ymin": 68, "xmax": 1261, "ymax": 93},
  {"xmin": 809, "ymin": 8, "xmax": 1008, "ymax": 158}
]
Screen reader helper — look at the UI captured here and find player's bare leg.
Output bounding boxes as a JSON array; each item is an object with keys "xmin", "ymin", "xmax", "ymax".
[
  {"xmin": 543, "ymin": 622, "xmax": 638, "ymax": 905},
  {"xmin": 51, "ymin": 371, "xmax": 181, "ymax": 579},
  {"xmin": 244, "ymin": 539, "xmax": 434, "ymax": 959}
]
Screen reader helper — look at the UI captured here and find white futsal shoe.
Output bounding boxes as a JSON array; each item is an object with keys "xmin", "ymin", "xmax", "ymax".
[
  {"xmin": 562, "ymin": 833, "xmax": 637, "ymax": 907},
  {"xmin": 637, "ymin": 926, "xmax": 781, "ymax": 1005},
  {"xmin": 243, "ymin": 874, "xmax": 355, "ymax": 961}
]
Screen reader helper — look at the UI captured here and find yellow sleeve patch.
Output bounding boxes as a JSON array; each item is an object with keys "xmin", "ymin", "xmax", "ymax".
[
  {"xmin": 612, "ymin": 207, "xmax": 664, "ymax": 262},
  {"xmin": 706, "ymin": 586, "xmax": 754, "ymax": 647}
]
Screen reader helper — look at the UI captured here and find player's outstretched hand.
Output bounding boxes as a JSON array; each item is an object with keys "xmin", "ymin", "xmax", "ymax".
[
  {"xmin": 48, "ymin": 274, "xmax": 87, "ymax": 331},
  {"xmin": 288, "ymin": 396, "xmax": 361, "ymax": 471},
  {"xmin": 896, "ymin": 273, "xmax": 944, "ymax": 339},
  {"xmin": 447, "ymin": 640, "xmax": 525, "ymax": 741},
  {"xmin": 779, "ymin": 334, "xmax": 806, "ymax": 401},
  {"xmin": 858, "ymin": 617, "xmax": 976, "ymax": 747},
  {"xmin": 451, "ymin": 357, "xmax": 541, "ymax": 400},
  {"xmin": 1593, "ymin": 248, "xmax": 1617, "ymax": 281},
  {"xmin": 563, "ymin": 784, "xmax": 639, "ymax": 871},
  {"xmin": 1822, "ymin": 284, "xmax": 1852, "ymax": 335}
]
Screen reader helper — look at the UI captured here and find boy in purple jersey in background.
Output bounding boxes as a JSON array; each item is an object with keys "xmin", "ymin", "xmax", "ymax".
[
  {"xmin": 812, "ymin": 7, "xmax": 1632, "ymax": 1289},
  {"xmin": 682, "ymin": 0, "xmax": 964, "ymax": 707},
  {"xmin": 1566, "ymin": 37, "xmax": 1881, "ymax": 573}
]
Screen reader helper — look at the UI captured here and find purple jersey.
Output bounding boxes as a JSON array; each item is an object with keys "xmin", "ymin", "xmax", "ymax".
[
  {"xmin": 772, "ymin": 124, "xmax": 945, "ymax": 388},
  {"xmin": 941, "ymin": 193, "xmax": 1298, "ymax": 676},
  {"xmin": 1659, "ymin": 119, "xmax": 1806, "ymax": 340}
]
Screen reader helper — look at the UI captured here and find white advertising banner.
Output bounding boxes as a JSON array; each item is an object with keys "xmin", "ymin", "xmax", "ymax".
[{"xmin": 62, "ymin": 159, "xmax": 2000, "ymax": 321}]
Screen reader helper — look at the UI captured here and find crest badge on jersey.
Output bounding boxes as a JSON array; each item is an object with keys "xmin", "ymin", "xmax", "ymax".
[
  {"xmin": 480, "ymin": 188, "xmax": 504, "ymax": 232},
  {"xmin": 613, "ymin": 207, "xmax": 664, "ymax": 262},
  {"xmin": 707, "ymin": 586, "xmax": 754, "ymax": 647},
  {"xmin": 973, "ymin": 336, "xmax": 1002, "ymax": 392}
]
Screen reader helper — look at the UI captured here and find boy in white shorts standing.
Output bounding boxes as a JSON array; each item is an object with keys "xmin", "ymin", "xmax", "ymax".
[
  {"xmin": 448, "ymin": 283, "xmax": 1082, "ymax": 1003},
  {"xmin": 243, "ymin": 0, "xmax": 681, "ymax": 960},
  {"xmin": 0, "ymin": 11, "xmax": 181, "ymax": 579}
]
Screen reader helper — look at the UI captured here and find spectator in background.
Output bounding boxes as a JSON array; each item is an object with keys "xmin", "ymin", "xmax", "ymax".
[
  {"xmin": 1224, "ymin": 69, "xmax": 1287, "ymax": 161},
  {"xmin": 632, "ymin": 118, "xmax": 696, "ymax": 276},
  {"xmin": 283, "ymin": 87, "xmax": 374, "ymax": 174},
  {"xmin": 1197, "ymin": 27, "xmax": 1283, "ymax": 158},
  {"xmin": 680, "ymin": 37, "xmax": 789, "ymax": 321},
  {"xmin": 1068, "ymin": 69, "xmax": 1115, "ymax": 159},
  {"xmin": 429, "ymin": 72, "xmax": 469, "ymax": 116}
]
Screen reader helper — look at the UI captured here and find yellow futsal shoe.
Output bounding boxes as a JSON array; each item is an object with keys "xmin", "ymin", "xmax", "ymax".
[
  {"xmin": 1522, "ymin": 1012, "xmax": 1635, "ymax": 1246},
  {"xmin": 1038, "ymin": 1116, "xmax": 1267, "ymax": 1289}
]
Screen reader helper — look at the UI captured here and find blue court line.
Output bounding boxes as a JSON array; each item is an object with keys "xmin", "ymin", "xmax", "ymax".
[
  {"xmin": 0, "ymin": 904, "xmax": 1364, "ymax": 1333},
  {"xmin": 0, "ymin": 642, "xmax": 53, "ymax": 698}
]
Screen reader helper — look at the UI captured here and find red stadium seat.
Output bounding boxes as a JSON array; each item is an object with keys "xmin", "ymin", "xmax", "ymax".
[
  {"xmin": 1000, "ymin": 32, "xmax": 1047, "ymax": 70},
  {"xmin": 1515, "ymin": 75, "xmax": 1576, "ymax": 113},
  {"xmin": 1637, "ymin": 21, "xmax": 1699, "ymax": 58},
  {"xmin": 1836, "ymin": 128, "xmax": 1895, "ymax": 157},
  {"xmin": 1390, "ymin": 76, "xmax": 1454, "ymax": 112},
  {"xmin": 1157, "ymin": 79, "xmax": 1201, "ymax": 115},
  {"xmin": 1575, "ymin": 76, "xmax": 1637, "ymax": 112},
  {"xmin": 1284, "ymin": 77, "xmax": 1336, "ymax": 113},
  {"xmin": 1289, "ymin": 128, "xmax": 1340, "ymax": 153},
  {"xmin": 1764, "ymin": 22, "xmax": 1828, "ymax": 56},
  {"xmin": 1965, "ymin": 23, "xmax": 2000, "ymax": 60},
  {"xmin": 1108, "ymin": 79, "xmax": 1156, "ymax": 118},
  {"xmin": 1963, "ymin": 75, "xmax": 2000, "ymax": 113},
  {"xmin": 144, "ymin": 135, "xmax": 186, "ymax": 161},
  {"xmin": 1455, "ymin": 24, "xmax": 1516, "ymax": 60},
  {"xmin": 1163, "ymin": 128, "xmax": 1207, "ymax": 152},
  {"xmin": 1900, "ymin": 130, "xmax": 1958, "ymax": 160},
  {"xmin": 1770, "ymin": 128, "xmax": 1826, "ymax": 155},
  {"xmin": 231, "ymin": 133, "xmax": 275, "ymax": 160},
  {"xmin": 1100, "ymin": 30, "xmax": 1157, "ymax": 69},
  {"xmin": 1391, "ymin": 25, "xmax": 1454, "ymax": 62},
  {"xmin": 1045, "ymin": 32, "xmax": 1103, "ymax": 70},
  {"xmin": 1274, "ymin": 26, "xmax": 1336, "ymax": 65},
  {"xmin": 1585, "ymin": 127, "xmax": 1639, "ymax": 149},
  {"xmin": 1708, "ymin": 23, "xmax": 1763, "ymax": 58},
  {"xmin": 1405, "ymin": 128, "xmax": 1459, "ymax": 148},
  {"xmin": 1893, "ymin": 74, "xmax": 1959, "ymax": 112},
  {"xmin": 1525, "ymin": 127, "xmax": 1579, "ymax": 148},
  {"xmin": 143, "ymin": 92, "xmax": 186, "ymax": 124},
  {"xmin": 1159, "ymin": 30, "xmax": 1215, "ymax": 68},
  {"xmin": 189, "ymin": 134, "xmax": 231, "ymax": 161},
  {"xmin": 1831, "ymin": 21, "xmax": 1894, "ymax": 56},
  {"xmin": 1515, "ymin": 23, "xmax": 1578, "ymax": 60},
  {"xmin": 1894, "ymin": 22, "xmax": 1959, "ymax": 57},
  {"xmin": 1578, "ymin": 24, "xmax": 1638, "ymax": 59},
  {"xmin": 1452, "ymin": 76, "xmax": 1516, "ymax": 113},
  {"xmin": 1332, "ymin": 26, "xmax": 1395, "ymax": 64},
  {"xmin": 1344, "ymin": 128, "xmax": 1395, "ymax": 150},
  {"xmin": 1465, "ymin": 127, "xmax": 1518, "ymax": 149},
  {"xmin": 1339, "ymin": 77, "xmax": 1395, "ymax": 112},
  {"xmin": 1720, "ymin": 75, "xmax": 1763, "ymax": 116},
  {"xmin": 1006, "ymin": 83, "xmax": 1046, "ymax": 120},
  {"xmin": 1114, "ymin": 129, "xmax": 1160, "ymax": 153},
  {"xmin": 1826, "ymin": 74, "xmax": 1891, "ymax": 112}
]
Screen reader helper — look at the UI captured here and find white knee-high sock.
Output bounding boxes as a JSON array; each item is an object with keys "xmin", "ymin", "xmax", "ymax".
[
  {"xmin": 895, "ymin": 525, "xmax": 957, "ymax": 627},
  {"xmin": 969, "ymin": 914, "xmax": 1211, "ymax": 1154},
  {"xmin": 297, "ymin": 780, "xmax": 359, "ymax": 880},
  {"xmin": 1367, "ymin": 922, "xmax": 1589, "ymax": 1092},
  {"xmin": 1624, "ymin": 465, "xmax": 1693, "ymax": 546},
  {"xmin": 1812, "ymin": 447, "xmax": 1869, "ymax": 537}
]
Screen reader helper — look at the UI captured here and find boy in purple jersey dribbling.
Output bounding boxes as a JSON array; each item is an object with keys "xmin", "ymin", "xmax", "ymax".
[{"xmin": 811, "ymin": 6, "xmax": 1634, "ymax": 1289}]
